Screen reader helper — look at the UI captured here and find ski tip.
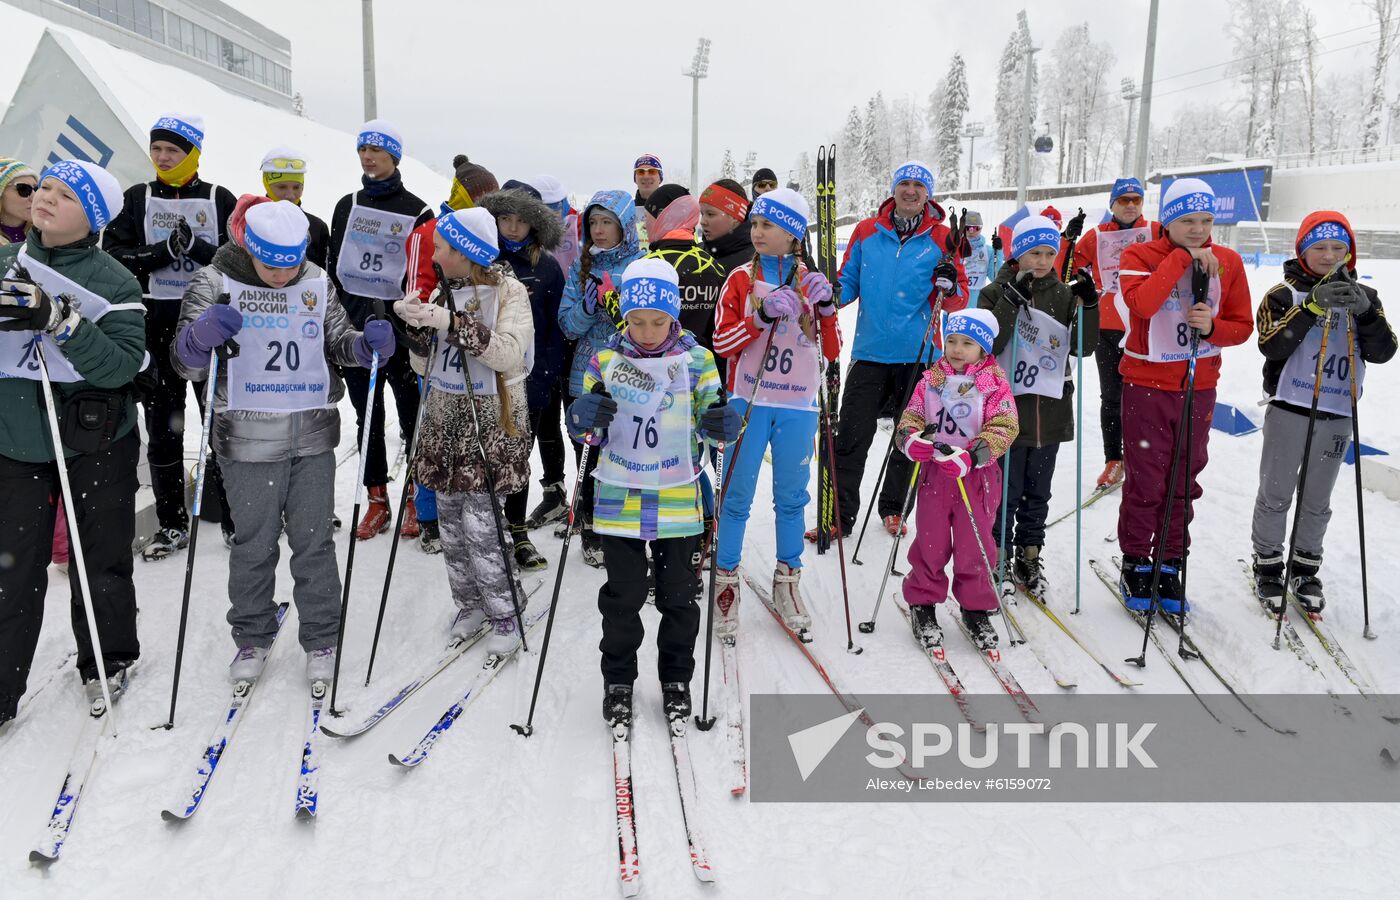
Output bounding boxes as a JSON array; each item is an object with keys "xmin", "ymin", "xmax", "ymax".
[
  {"xmin": 387, "ymin": 752, "xmax": 415, "ymax": 768},
  {"xmin": 319, "ymin": 725, "xmax": 345, "ymax": 739},
  {"xmin": 294, "ymin": 806, "xmax": 316, "ymax": 821},
  {"xmin": 28, "ymin": 849, "xmax": 57, "ymax": 865},
  {"xmin": 160, "ymin": 808, "xmax": 190, "ymax": 823}
]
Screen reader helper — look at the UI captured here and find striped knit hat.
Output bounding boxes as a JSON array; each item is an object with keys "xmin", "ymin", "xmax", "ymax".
[{"xmin": 0, "ymin": 158, "xmax": 38, "ymax": 196}]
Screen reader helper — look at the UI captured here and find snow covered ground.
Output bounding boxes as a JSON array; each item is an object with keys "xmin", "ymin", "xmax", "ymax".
[{"xmin": 4, "ymin": 257, "xmax": 1400, "ymax": 897}]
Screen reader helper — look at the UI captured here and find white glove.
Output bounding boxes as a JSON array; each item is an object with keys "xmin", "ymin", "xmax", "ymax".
[
  {"xmin": 393, "ymin": 298, "xmax": 452, "ymax": 332},
  {"xmin": 935, "ymin": 276, "xmax": 955, "ymax": 293}
]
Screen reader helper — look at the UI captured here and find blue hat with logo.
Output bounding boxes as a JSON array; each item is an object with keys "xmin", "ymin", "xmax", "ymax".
[
  {"xmin": 1110, "ymin": 177, "xmax": 1145, "ymax": 203},
  {"xmin": 436, "ymin": 207, "xmax": 499, "ymax": 268},
  {"xmin": 39, "ymin": 159, "xmax": 124, "ymax": 233},
  {"xmin": 750, "ymin": 187, "xmax": 810, "ymax": 242},
  {"xmin": 620, "ymin": 258, "xmax": 681, "ymax": 321},
  {"xmin": 891, "ymin": 160, "xmax": 936, "ymax": 197},
  {"xmin": 945, "ymin": 308, "xmax": 999, "ymax": 354},
  {"xmin": 357, "ymin": 119, "xmax": 404, "ymax": 161},
  {"xmin": 243, "ymin": 200, "xmax": 310, "ymax": 268},
  {"xmin": 1011, "ymin": 214, "xmax": 1060, "ymax": 259},
  {"xmin": 1299, "ymin": 220, "xmax": 1351, "ymax": 253},
  {"xmin": 1160, "ymin": 178, "xmax": 1216, "ymax": 227}
]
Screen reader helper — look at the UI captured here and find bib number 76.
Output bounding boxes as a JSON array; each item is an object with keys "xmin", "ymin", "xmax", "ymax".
[{"xmin": 631, "ymin": 415, "xmax": 658, "ymax": 450}]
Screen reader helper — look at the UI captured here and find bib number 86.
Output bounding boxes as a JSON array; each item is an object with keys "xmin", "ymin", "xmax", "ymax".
[{"xmin": 764, "ymin": 346, "xmax": 794, "ymax": 375}]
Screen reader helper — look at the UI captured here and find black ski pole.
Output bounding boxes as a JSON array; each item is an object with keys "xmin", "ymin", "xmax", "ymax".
[
  {"xmin": 160, "ymin": 304, "xmax": 236, "ymax": 729},
  {"xmin": 1343, "ymin": 302, "xmax": 1375, "ymax": 639},
  {"xmin": 511, "ymin": 427, "xmax": 598, "ymax": 737},
  {"xmin": 329, "ymin": 297, "xmax": 387, "ymax": 716},
  {"xmin": 695, "ymin": 394, "xmax": 729, "ymax": 731},
  {"xmin": 850, "ymin": 306, "xmax": 942, "ymax": 564},
  {"xmin": 858, "ymin": 426, "xmax": 933, "ymax": 632},
  {"xmin": 437, "ymin": 264, "xmax": 529, "ymax": 653}
]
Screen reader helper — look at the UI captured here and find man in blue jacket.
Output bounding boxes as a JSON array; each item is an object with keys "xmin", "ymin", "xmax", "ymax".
[{"xmin": 808, "ymin": 161, "xmax": 969, "ymax": 540}]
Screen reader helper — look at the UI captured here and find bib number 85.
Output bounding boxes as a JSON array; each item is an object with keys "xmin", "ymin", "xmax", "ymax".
[{"xmin": 360, "ymin": 253, "xmax": 384, "ymax": 272}]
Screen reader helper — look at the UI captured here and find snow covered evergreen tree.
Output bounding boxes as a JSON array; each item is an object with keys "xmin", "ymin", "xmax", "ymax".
[
  {"xmin": 719, "ymin": 149, "xmax": 737, "ymax": 181},
  {"xmin": 935, "ymin": 53, "xmax": 969, "ymax": 190},
  {"xmin": 839, "ymin": 105, "xmax": 864, "ymax": 216},
  {"xmin": 1362, "ymin": 0, "xmax": 1400, "ymax": 150}
]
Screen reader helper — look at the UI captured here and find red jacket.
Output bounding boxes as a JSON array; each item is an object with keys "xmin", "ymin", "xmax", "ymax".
[
  {"xmin": 1117, "ymin": 235, "xmax": 1253, "ymax": 391},
  {"xmin": 712, "ymin": 257, "xmax": 840, "ymax": 396},
  {"xmin": 406, "ymin": 217, "xmax": 439, "ymax": 301},
  {"xmin": 1073, "ymin": 217, "xmax": 1163, "ymax": 331}
]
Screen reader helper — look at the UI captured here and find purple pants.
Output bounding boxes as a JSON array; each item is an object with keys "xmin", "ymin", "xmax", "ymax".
[
  {"xmin": 1118, "ymin": 383, "xmax": 1216, "ymax": 558},
  {"xmin": 902, "ymin": 462, "xmax": 1002, "ymax": 612}
]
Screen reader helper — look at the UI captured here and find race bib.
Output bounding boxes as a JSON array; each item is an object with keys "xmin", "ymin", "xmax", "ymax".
[
  {"xmin": 963, "ymin": 245, "xmax": 991, "ymax": 291},
  {"xmin": 144, "ymin": 191, "xmax": 219, "ymax": 300},
  {"xmin": 0, "ymin": 248, "xmax": 135, "ymax": 382},
  {"xmin": 1095, "ymin": 226, "xmax": 1151, "ymax": 298},
  {"xmin": 921, "ymin": 373, "xmax": 986, "ymax": 451},
  {"xmin": 1142, "ymin": 267, "xmax": 1221, "ymax": 363},
  {"xmin": 1274, "ymin": 292, "xmax": 1365, "ymax": 416},
  {"xmin": 334, "ymin": 203, "xmax": 416, "ymax": 299},
  {"xmin": 223, "ymin": 275, "xmax": 331, "ymax": 412},
  {"xmin": 595, "ymin": 352, "xmax": 697, "ymax": 489},
  {"xmin": 730, "ymin": 281, "xmax": 819, "ymax": 410},
  {"xmin": 426, "ymin": 284, "xmax": 535, "ymax": 397},
  {"xmin": 996, "ymin": 305, "xmax": 1072, "ymax": 399}
]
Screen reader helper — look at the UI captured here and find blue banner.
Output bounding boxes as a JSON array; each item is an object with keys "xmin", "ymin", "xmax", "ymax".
[{"xmin": 1160, "ymin": 168, "xmax": 1269, "ymax": 225}]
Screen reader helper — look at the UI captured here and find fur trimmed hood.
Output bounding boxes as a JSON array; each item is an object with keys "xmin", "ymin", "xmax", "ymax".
[{"xmin": 478, "ymin": 188, "xmax": 564, "ymax": 252}]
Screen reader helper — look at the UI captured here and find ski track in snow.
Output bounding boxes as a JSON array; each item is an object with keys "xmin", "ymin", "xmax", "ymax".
[{"xmin": 5, "ymin": 265, "xmax": 1400, "ymax": 896}]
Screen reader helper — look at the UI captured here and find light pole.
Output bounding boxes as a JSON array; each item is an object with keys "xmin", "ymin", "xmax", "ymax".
[
  {"xmin": 961, "ymin": 121, "xmax": 985, "ymax": 191},
  {"xmin": 684, "ymin": 38, "xmax": 711, "ymax": 191},
  {"xmin": 361, "ymin": 0, "xmax": 377, "ymax": 120},
  {"xmin": 1120, "ymin": 77, "xmax": 1141, "ymax": 175},
  {"xmin": 1134, "ymin": 0, "xmax": 1159, "ymax": 181},
  {"xmin": 1015, "ymin": 12, "xmax": 1039, "ymax": 207}
]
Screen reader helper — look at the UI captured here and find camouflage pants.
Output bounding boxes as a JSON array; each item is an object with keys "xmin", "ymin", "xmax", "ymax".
[{"xmin": 437, "ymin": 491, "xmax": 526, "ymax": 623}]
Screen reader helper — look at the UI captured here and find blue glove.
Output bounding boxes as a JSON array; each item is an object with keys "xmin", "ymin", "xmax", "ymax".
[
  {"xmin": 581, "ymin": 278, "xmax": 600, "ymax": 316},
  {"xmin": 700, "ymin": 402, "xmax": 742, "ymax": 443},
  {"xmin": 188, "ymin": 303, "xmax": 243, "ymax": 352},
  {"xmin": 354, "ymin": 319, "xmax": 396, "ymax": 368},
  {"xmin": 568, "ymin": 388, "xmax": 618, "ymax": 433}
]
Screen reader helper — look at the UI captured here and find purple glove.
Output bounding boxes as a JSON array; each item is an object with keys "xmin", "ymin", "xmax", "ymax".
[
  {"xmin": 354, "ymin": 319, "xmax": 396, "ymax": 368},
  {"xmin": 760, "ymin": 285, "xmax": 804, "ymax": 322},
  {"xmin": 802, "ymin": 271, "xmax": 836, "ymax": 317},
  {"xmin": 580, "ymin": 277, "xmax": 600, "ymax": 315},
  {"xmin": 176, "ymin": 304, "xmax": 242, "ymax": 367},
  {"xmin": 904, "ymin": 433, "xmax": 936, "ymax": 462},
  {"xmin": 934, "ymin": 444, "xmax": 972, "ymax": 478}
]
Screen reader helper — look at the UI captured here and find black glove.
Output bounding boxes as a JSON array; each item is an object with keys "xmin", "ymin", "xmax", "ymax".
[
  {"xmin": 1064, "ymin": 208, "xmax": 1088, "ymax": 243},
  {"xmin": 166, "ymin": 217, "xmax": 194, "ymax": 257},
  {"xmin": 569, "ymin": 386, "xmax": 618, "ymax": 433},
  {"xmin": 1070, "ymin": 267, "xmax": 1099, "ymax": 306},
  {"xmin": 1005, "ymin": 270, "xmax": 1034, "ymax": 307},
  {"xmin": 0, "ymin": 277, "xmax": 73, "ymax": 337},
  {"xmin": 1309, "ymin": 279, "xmax": 1371, "ymax": 317},
  {"xmin": 991, "ymin": 232, "xmax": 1003, "ymax": 253},
  {"xmin": 932, "ymin": 260, "xmax": 957, "ymax": 294}
]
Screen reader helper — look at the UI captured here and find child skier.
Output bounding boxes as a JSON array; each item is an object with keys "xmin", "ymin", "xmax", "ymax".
[
  {"xmin": 174, "ymin": 199, "xmax": 395, "ymax": 683},
  {"xmin": 558, "ymin": 190, "xmax": 645, "ymax": 567},
  {"xmin": 393, "ymin": 208, "xmax": 534, "ymax": 654},
  {"xmin": 960, "ymin": 211, "xmax": 1001, "ymax": 305},
  {"xmin": 980, "ymin": 215, "xmax": 1099, "ymax": 600},
  {"xmin": 896, "ymin": 308, "xmax": 1018, "ymax": 649},
  {"xmin": 1251, "ymin": 211, "xmax": 1397, "ymax": 612},
  {"xmin": 1116, "ymin": 178, "xmax": 1254, "ymax": 612},
  {"xmin": 710, "ymin": 188, "xmax": 840, "ymax": 639},
  {"xmin": 1072, "ymin": 177, "xmax": 1161, "ymax": 490},
  {"xmin": 564, "ymin": 258, "xmax": 739, "ymax": 726},
  {"xmin": 479, "ymin": 181, "xmax": 565, "ymax": 573}
]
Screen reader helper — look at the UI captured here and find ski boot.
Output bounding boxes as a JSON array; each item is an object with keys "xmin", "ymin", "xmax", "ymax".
[
  {"xmin": 662, "ymin": 682, "xmax": 692, "ymax": 721},
  {"xmin": 581, "ymin": 524, "xmax": 605, "ymax": 568},
  {"xmin": 1014, "ymin": 545, "xmax": 1049, "ymax": 599},
  {"xmin": 512, "ymin": 526, "xmax": 548, "ymax": 572},
  {"xmin": 962, "ymin": 609, "xmax": 999, "ymax": 650},
  {"xmin": 484, "ymin": 616, "xmax": 521, "ymax": 658},
  {"xmin": 1252, "ymin": 551, "xmax": 1286, "ymax": 615},
  {"xmin": 772, "ymin": 562, "xmax": 812, "ymax": 640},
  {"xmin": 305, "ymin": 647, "xmax": 336, "ymax": 684},
  {"xmin": 1095, "ymin": 460, "xmax": 1124, "ymax": 490},
  {"xmin": 525, "ymin": 481, "xmax": 568, "ymax": 529},
  {"xmin": 450, "ymin": 606, "xmax": 488, "ymax": 641},
  {"xmin": 1289, "ymin": 550, "xmax": 1326, "ymax": 614},
  {"xmin": 141, "ymin": 526, "xmax": 188, "ymax": 562},
  {"xmin": 229, "ymin": 646, "xmax": 270, "ymax": 683},
  {"xmin": 803, "ymin": 523, "xmax": 848, "ymax": 544},
  {"xmin": 882, "ymin": 515, "xmax": 907, "ymax": 537},
  {"xmin": 1157, "ymin": 558, "xmax": 1190, "ymax": 615},
  {"xmin": 355, "ymin": 485, "xmax": 392, "ymax": 540},
  {"xmin": 81, "ymin": 661, "xmax": 133, "ymax": 712},
  {"xmin": 1119, "ymin": 555, "xmax": 1155, "ymax": 612},
  {"xmin": 399, "ymin": 495, "xmax": 420, "ymax": 539},
  {"xmin": 714, "ymin": 568, "xmax": 741, "ymax": 640},
  {"xmin": 603, "ymin": 683, "xmax": 634, "ymax": 727},
  {"xmin": 908, "ymin": 603, "xmax": 942, "ymax": 650},
  {"xmin": 419, "ymin": 519, "xmax": 443, "ymax": 554}
]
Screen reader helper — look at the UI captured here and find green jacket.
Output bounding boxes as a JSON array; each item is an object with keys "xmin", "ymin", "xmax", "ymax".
[
  {"xmin": 978, "ymin": 264, "xmax": 1099, "ymax": 448},
  {"xmin": 0, "ymin": 231, "xmax": 146, "ymax": 463}
]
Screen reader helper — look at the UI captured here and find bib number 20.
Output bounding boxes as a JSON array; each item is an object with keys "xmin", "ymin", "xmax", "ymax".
[{"xmin": 265, "ymin": 340, "xmax": 301, "ymax": 372}]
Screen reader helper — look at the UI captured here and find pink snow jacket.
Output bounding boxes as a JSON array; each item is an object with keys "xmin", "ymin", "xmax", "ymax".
[{"xmin": 895, "ymin": 353, "xmax": 1018, "ymax": 466}]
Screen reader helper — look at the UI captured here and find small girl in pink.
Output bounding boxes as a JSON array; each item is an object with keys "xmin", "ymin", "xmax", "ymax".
[{"xmin": 895, "ymin": 308, "xmax": 1019, "ymax": 649}]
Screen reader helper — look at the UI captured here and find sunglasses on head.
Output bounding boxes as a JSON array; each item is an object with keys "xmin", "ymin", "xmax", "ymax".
[
  {"xmin": 266, "ymin": 158, "xmax": 306, "ymax": 172},
  {"xmin": 12, "ymin": 182, "xmax": 35, "ymax": 198}
]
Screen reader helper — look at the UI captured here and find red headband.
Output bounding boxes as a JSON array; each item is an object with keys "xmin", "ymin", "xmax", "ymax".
[{"xmin": 700, "ymin": 184, "xmax": 750, "ymax": 223}]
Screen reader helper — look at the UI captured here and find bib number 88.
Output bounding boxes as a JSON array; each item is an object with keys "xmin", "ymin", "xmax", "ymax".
[{"xmin": 1013, "ymin": 360, "xmax": 1039, "ymax": 388}]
